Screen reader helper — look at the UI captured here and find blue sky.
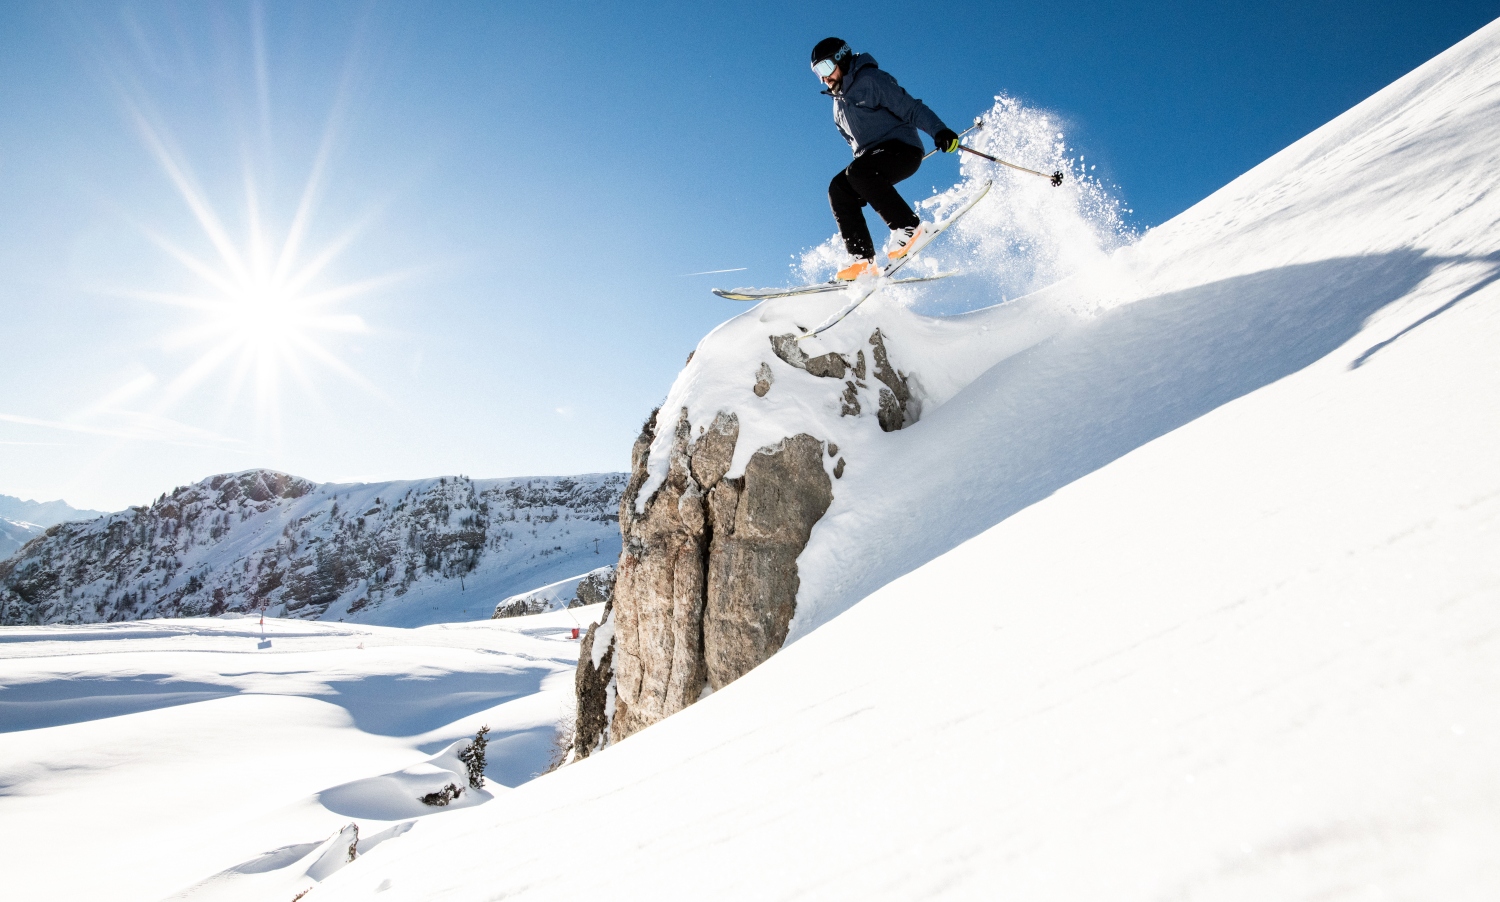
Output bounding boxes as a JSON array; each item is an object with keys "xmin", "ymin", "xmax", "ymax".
[{"xmin": 1, "ymin": 1, "xmax": 1494, "ymax": 511}]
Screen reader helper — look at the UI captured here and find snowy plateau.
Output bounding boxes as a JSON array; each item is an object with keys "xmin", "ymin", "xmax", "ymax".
[{"xmin": 4, "ymin": 18, "xmax": 1500, "ymax": 902}]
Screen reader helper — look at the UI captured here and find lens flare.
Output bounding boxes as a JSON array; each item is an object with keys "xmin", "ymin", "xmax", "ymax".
[{"xmin": 106, "ymin": 90, "xmax": 406, "ymax": 446}]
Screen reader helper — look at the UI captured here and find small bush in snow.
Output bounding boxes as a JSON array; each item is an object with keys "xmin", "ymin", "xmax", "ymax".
[
  {"xmin": 457, "ymin": 725, "xmax": 489, "ymax": 788},
  {"xmin": 543, "ymin": 707, "xmax": 577, "ymax": 775},
  {"xmin": 418, "ymin": 782, "xmax": 464, "ymax": 806}
]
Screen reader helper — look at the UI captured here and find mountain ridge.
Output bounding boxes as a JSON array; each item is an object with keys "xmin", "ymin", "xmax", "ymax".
[
  {"xmin": 0, "ymin": 494, "xmax": 107, "ymax": 560},
  {"xmin": 0, "ymin": 467, "xmax": 626, "ymax": 627}
]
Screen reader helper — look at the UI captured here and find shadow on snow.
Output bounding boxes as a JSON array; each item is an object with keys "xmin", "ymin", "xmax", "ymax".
[
  {"xmin": 832, "ymin": 248, "xmax": 1500, "ymax": 614},
  {"xmin": 0, "ymin": 666, "xmax": 552, "ymax": 737}
]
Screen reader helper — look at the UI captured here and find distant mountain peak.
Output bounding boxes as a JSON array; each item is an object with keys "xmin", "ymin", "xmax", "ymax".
[
  {"xmin": 0, "ymin": 495, "xmax": 109, "ymax": 560},
  {"xmin": 0, "ymin": 494, "xmax": 106, "ymax": 527}
]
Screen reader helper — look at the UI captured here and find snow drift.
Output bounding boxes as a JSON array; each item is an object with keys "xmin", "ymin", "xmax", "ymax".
[{"xmin": 0, "ymin": 607, "xmax": 597, "ymax": 901}]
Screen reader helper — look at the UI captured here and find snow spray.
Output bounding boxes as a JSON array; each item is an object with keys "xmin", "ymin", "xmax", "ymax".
[{"xmin": 796, "ymin": 94, "xmax": 1135, "ymax": 315}]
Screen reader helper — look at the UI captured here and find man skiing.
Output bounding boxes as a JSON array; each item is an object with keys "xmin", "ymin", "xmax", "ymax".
[{"xmin": 811, "ymin": 37, "xmax": 960, "ymax": 281}]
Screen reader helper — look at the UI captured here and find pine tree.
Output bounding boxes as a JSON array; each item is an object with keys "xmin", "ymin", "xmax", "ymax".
[{"xmin": 457, "ymin": 725, "xmax": 489, "ymax": 788}]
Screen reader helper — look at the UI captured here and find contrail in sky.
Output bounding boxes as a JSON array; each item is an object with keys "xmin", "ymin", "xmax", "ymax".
[{"xmin": 681, "ymin": 267, "xmax": 747, "ymax": 276}]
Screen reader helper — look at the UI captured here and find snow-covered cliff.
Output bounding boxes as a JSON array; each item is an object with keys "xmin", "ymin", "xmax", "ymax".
[{"xmin": 574, "ymin": 94, "xmax": 1132, "ymax": 750}]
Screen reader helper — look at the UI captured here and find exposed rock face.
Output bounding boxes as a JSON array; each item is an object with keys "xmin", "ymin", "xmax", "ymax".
[
  {"xmin": 869, "ymin": 328, "xmax": 917, "ymax": 432},
  {"xmin": 608, "ymin": 410, "xmax": 721, "ymax": 740},
  {"xmin": 753, "ymin": 362, "xmax": 774, "ymax": 397},
  {"xmin": 576, "ymin": 408, "xmax": 834, "ymax": 754},
  {"xmin": 841, "ymin": 381, "xmax": 861, "ymax": 417},
  {"xmin": 573, "ymin": 603, "xmax": 615, "ymax": 757},
  {"xmin": 771, "ymin": 328, "xmax": 917, "ymax": 432},
  {"xmin": 491, "ymin": 595, "xmax": 553, "ymax": 619},
  {"xmin": 490, "ymin": 565, "xmax": 616, "ymax": 619},
  {"xmin": 703, "ymin": 433, "xmax": 832, "ymax": 687},
  {"xmin": 574, "ymin": 325, "xmax": 921, "ymax": 755},
  {"xmin": 573, "ymin": 566, "xmax": 617, "ymax": 608}
]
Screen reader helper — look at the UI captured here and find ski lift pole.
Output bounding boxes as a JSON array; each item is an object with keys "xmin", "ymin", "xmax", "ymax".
[
  {"xmin": 923, "ymin": 116, "xmax": 985, "ymax": 161},
  {"xmin": 957, "ymin": 144, "xmax": 1065, "ymax": 187}
]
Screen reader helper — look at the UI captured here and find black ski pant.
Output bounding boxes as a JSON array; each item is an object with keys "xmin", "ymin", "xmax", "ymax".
[{"xmin": 828, "ymin": 139, "xmax": 924, "ymax": 260}]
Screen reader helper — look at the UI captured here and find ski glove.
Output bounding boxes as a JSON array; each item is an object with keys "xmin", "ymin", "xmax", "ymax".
[{"xmin": 934, "ymin": 128, "xmax": 960, "ymax": 153}]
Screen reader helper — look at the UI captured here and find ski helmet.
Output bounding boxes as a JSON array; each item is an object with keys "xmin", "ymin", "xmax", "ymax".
[{"xmin": 810, "ymin": 37, "xmax": 851, "ymax": 78}]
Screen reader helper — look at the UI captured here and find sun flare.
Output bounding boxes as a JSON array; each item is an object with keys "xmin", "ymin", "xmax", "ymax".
[{"xmin": 113, "ymin": 99, "xmax": 406, "ymax": 441}]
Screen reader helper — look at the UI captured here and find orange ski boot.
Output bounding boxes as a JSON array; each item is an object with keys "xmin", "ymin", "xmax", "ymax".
[
  {"xmin": 836, "ymin": 258, "xmax": 878, "ymax": 281},
  {"xmin": 886, "ymin": 223, "xmax": 926, "ymax": 261}
]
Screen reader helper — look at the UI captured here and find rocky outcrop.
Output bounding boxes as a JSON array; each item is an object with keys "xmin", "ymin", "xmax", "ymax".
[
  {"xmin": 490, "ymin": 595, "xmax": 553, "ymax": 619},
  {"xmin": 490, "ymin": 565, "xmax": 616, "ymax": 619},
  {"xmin": 573, "ymin": 604, "xmax": 615, "ymax": 757},
  {"xmin": 753, "ymin": 362, "xmax": 774, "ymax": 398},
  {"xmin": 573, "ymin": 326, "xmax": 921, "ymax": 756},
  {"xmin": 703, "ymin": 433, "xmax": 831, "ymax": 687},
  {"xmin": 771, "ymin": 328, "xmax": 918, "ymax": 432},
  {"xmin": 869, "ymin": 328, "xmax": 916, "ymax": 432},
  {"xmin": 608, "ymin": 410, "xmax": 720, "ymax": 740},
  {"xmin": 573, "ymin": 566, "xmax": 616, "ymax": 608},
  {"xmin": 573, "ymin": 408, "xmax": 835, "ymax": 756}
]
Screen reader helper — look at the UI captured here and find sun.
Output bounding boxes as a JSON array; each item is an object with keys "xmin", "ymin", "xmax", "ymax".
[
  {"xmin": 136, "ymin": 214, "xmax": 384, "ymax": 434},
  {"xmin": 78, "ymin": 6, "xmax": 427, "ymax": 449},
  {"xmin": 229, "ymin": 283, "xmax": 298, "ymax": 341},
  {"xmin": 111, "ymin": 101, "xmax": 408, "ymax": 438}
]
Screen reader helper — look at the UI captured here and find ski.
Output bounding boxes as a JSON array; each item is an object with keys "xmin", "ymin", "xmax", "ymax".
[
  {"xmin": 712, "ymin": 271, "xmax": 955, "ymax": 302},
  {"xmin": 797, "ymin": 179, "xmax": 992, "ymax": 340}
]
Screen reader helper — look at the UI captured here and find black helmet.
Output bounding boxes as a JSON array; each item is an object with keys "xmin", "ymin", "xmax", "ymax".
[{"xmin": 810, "ymin": 37, "xmax": 851, "ymax": 76}]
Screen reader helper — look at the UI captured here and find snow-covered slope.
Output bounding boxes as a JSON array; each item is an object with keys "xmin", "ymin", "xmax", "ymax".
[
  {"xmin": 0, "ymin": 469, "xmax": 624, "ymax": 628},
  {"xmin": 280, "ymin": 18, "xmax": 1500, "ymax": 901},
  {"xmin": 640, "ymin": 30, "xmax": 1500, "ymax": 644},
  {"xmin": 0, "ymin": 607, "xmax": 602, "ymax": 901}
]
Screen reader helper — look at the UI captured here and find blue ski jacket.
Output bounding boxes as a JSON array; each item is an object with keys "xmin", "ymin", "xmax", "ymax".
[{"xmin": 825, "ymin": 53, "xmax": 949, "ymax": 157}]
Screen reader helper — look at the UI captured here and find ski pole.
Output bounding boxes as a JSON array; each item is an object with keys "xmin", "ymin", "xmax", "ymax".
[
  {"xmin": 958, "ymin": 145, "xmax": 1065, "ymax": 187},
  {"xmin": 923, "ymin": 116, "xmax": 985, "ymax": 161}
]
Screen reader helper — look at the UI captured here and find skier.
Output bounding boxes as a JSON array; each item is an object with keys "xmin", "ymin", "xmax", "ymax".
[{"xmin": 811, "ymin": 37, "xmax": 960, "ymax": 281}]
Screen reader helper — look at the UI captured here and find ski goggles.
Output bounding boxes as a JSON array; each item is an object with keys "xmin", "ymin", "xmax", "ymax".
[{"xmin": 811, "ymin": 45, "xmax": 849, "ymax": 78}]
